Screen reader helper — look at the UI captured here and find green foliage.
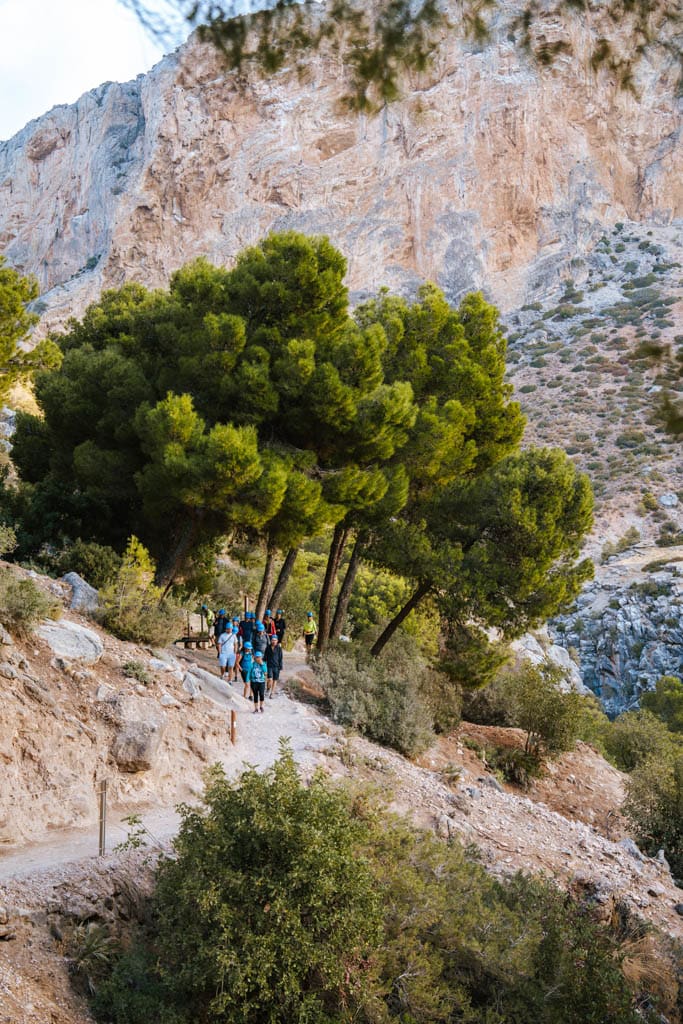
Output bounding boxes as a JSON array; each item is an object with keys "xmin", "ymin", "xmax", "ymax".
[
  {"xmin": 641, "ymin": 676, "xmax": 683, "ymax": 734},
  {"xmin": 94, "ymin": 748, "xmax": 659, "ymax": 1024},
  {"xmin": 0, "ymin": 523, "xmax": 17, "ymax": 557},
  {"xmin": 99, "ymin": 537, "xmax": 183, "ymax": 645},
  {"xmin": 485, "ymin": 744, "xmax": 543, "ymax": 788},
  {"xmin": 623, "ymin": 753, "xmax": 683, "ymax": 882},
  {"xmin": 601, "ymin": 526, "xmax": 641, "ymax": 563},
  {"xmin": 53, "ymin": 539, "xmax": 122, "ymax": 588},
  {"xmin": 0, "ymin": 255, "xmax": 61, "ymax": 403},
  {"xmin": 0, "ymin": 567, "xmax": 61, "ymax": 636},
  {"xmin": 122, "ymin": 660, "xmax": 152, "ymax": 686},
  {"xmin": 67, "ymin": 922, "xmax": 115, "ymax": 996},
  {"xmin": 602, "ymin": 709, "xmax": 677, "ymax": 773},
  {"xmin": 499, "ymin": 661, "xmax": 584, "ymax": 759},
  {"xmin": 317, "ymin": 638, "xmax": 436, "ymax": 756}
]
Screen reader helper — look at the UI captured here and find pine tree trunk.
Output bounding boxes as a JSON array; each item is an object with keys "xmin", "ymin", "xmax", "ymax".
[
  {"xmin": 317, "ymin": 522, "xmax": 349, "ymax": 652},
  {"xmin": 255, "ymin": 544, "xmax": 278, "ymax": 620},
  {"xmin": 370, "ymin": 579, "xmax": 432, "ymax": 657},
  {"xmin": 155, "ymin": 514, "xmax": 201, "ymax": 592},
  {"xmin": 329, "ymin": 533, "xmax": 364, "ymax": 640},
  {"xmin": 268, "ymin": 547, "xmax": 298, "ymax": 610}
]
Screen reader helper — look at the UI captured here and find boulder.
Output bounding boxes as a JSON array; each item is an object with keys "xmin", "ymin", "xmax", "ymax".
[
  {"xmin": 0, "ymin": 624, "xmax": 13, "ymax": 646},
  {"xmin": 61, "ymin": 572, "xmax": 100, "ymax": 614},
  {"xmin": 37, "ymin": 620, "xmax": 103, "ymax": 664},
  {"xmin": 658, "ymin": 492, "xmax": 679, "ymax": 508},
  {"xmin": 110, "ymin": 696, "xmax": 166, "ymax": 772}
]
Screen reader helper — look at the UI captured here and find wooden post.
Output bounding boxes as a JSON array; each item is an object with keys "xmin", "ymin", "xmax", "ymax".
[
  {"xmin": 97, "ymin": 779, "xmax": 107, "ymax": 857},
  {"xmin": 230, "ymin": 710, "xmax": 237, "ymax": 745}
]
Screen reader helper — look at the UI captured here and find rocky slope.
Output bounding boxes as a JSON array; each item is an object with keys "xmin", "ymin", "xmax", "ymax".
[{"xmin": 0, "ymin": 0, "xmax": 680, "ymax": 333}]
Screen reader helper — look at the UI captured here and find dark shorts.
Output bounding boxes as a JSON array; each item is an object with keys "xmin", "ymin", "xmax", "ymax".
[
  {"xmin": 305, "ymin": 634, "xmax": 314, "ymax": 646},
  {"xmin": 267, "ymin": 668, "xmax": 281, "ymax": 681}
]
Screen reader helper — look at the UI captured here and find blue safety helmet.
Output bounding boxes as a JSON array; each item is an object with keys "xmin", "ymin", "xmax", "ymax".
[
  {"xmin": 243, "ymin": 641, "xmax": 253, "ymax": 650},
  {"xmin": 256, "ymin": 620, "xmax": 264, "ymax": 630},
  {"xmin": 265, "ymin": 609, "xmax": 271, "ymax": 616}
]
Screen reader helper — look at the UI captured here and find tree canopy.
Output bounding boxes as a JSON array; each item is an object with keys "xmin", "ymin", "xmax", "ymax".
[{"xmin": 0, "ymin": 256, "xmax": 60, "ymax": 405}]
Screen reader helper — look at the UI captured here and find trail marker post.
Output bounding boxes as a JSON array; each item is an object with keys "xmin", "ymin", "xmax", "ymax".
[{"xmin": 97, "ymin": 779, "xmax": 108, "ymax": 857}]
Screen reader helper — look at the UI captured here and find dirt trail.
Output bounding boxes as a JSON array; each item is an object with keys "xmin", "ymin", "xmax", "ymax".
[{"xmin": 0, "ymin": 648, "xmax": 335, "ymax": 882}]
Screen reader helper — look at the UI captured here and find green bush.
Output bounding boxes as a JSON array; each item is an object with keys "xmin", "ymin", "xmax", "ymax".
[
  {"xmin": 641, "ymin": 676, "xmax": 683, "ymax": 733},
  {"xmin": 0, "ymin": 523, "xmax": 17, "ymax": 557},
  {"xmin": 501, "ymin": 662, "xmax": 584, "ymax": 759},
  {"xmin": 93, "ymin": 749, "xmax": 663, "ymax": 1024},
  {"xmin": 316, "ymin": 637, "xmax": 436, "ymax": 756},
  {"xmin": 0, "ymin": 568, "xmax": 62, "ymax": 636},
  {"xmin": 603, "ymin": 710, "xmax": 677, "ymax": 772},
  {"xmin": 99, "ymin": 537, "xmax": 183, "ymax": 646},
  {"xmin": 54, "ymin": 539, "xmax": 122, "ymax": 589},
  {"xmin": 623, "ymin": 753, "xmax": 683, "ymax": 883}
]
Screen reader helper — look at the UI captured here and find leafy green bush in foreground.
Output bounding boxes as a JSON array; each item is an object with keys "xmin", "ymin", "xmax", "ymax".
[{"xmin": 94, "ymin": 746, "xmax": 664, "ymax": 1024}]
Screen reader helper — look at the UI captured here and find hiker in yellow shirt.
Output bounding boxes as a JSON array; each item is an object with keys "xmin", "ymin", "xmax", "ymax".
[{"xmin": 303, "ymin": 611, "xmax": 317, "ymax": 661}]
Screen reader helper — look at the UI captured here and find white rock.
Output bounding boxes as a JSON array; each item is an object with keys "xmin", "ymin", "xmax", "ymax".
[
  {"xmin": 60, "ymin": 572, "xmax": 100, "ymax": 614},
  {"xmin": 37, "ymin": 620, "xmax": 103, "ymax": 664},
  {"xmin": 160, "ymin": 692, "xmax": 180, "ymax": 707},
  {"xmin": 659, "ymin": 492, "xmax": 679, "ymax": 508},
  {"xmin": 150, "ymin": 657, "xmax": 175, "ymax": 672}
]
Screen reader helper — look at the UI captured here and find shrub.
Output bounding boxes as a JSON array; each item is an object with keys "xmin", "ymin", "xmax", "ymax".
[
  {"xmin": 54, "ymin": 539, "xmax": 122, "ymax": 589},
  {"xmin": 603, "ymin": 710, "xmax": 676, "ymax": 772},
  {"xmin": 94, "ymin": 749, "xmax": 662, "ymax": 1024},
  {"xmin": 641, "ymin": 676, "xmax": 683, "ymax": 733},
  {"xmin": 316, "ymin": 637, "xmax": 435, "ymax": 756},
  {"xmin": 99, "ymin": 537, "xmax": 183, "ymax": 646},
  {"xmin": 501, "ymin": 662, "xmax": 584, "ymax": 759},
  {"xmin": 0, "ymin": 568, "xmax": 62, "ymax": 636},
  {"xmin": 123, "ymin": 660, "xmax": 152, "ymax": 686},
  {"xmin": 0, "ymin": 523, "xmax": 17, "ymax": 557},
  {"xmin": 623, "ymin": 753, "xmax": 683, "ymax": 883}
]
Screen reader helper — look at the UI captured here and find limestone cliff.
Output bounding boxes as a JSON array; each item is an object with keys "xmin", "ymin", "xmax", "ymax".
[{"xmin": 0, "ymin": 0, "xmax": 680, "ymax": 332}]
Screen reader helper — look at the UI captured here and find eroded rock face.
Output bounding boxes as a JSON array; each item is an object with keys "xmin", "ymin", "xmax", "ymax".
[
  {"xmin": 550, "ymin": 562, "xmax": 683, "ymax": 714},
  {"xmin": 0, "ymin": 1, "xmax": 680, "ymax": 331}
]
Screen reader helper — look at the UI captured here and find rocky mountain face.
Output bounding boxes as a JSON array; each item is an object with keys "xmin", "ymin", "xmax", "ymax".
[{"xmin": 0, "ymin": 1, "xmax": 680, "ymax": 334}]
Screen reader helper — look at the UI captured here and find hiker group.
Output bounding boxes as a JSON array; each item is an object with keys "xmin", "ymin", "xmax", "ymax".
[{"xmin": 203, "ymin": 608, "xmax": 318, "ymax": 714}]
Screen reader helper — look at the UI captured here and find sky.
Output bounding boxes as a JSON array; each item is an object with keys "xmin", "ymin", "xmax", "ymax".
[{"xmin": 0, "ymin": 0, "xmax": 182, "ymax": 141}]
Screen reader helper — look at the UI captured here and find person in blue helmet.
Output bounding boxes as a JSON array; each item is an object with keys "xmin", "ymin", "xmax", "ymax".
[
  {"xmin": 247, "ymin": 649, "xmax": 267, "ymax": 713},
  {"xmin": 240, "ymin": 610, "xmax": 255, "ymax": 645},
  {"xmin": 214, "ymin": 609, "xmax": 229, "ymax": 651},
  {"xmin": 217, "ymin": 625, "xmax": 237, "ymax": 683},
  {"xmin": 265, "ymin": 634, "xmax": 283, "ymax": 698},
  {"xmin": 252, "ymin": 619, "xmax": 269, "ymax": 657},
  {"xmin": 262, "ymin": 608, "xmax": 277, "ymax": 638},
  {"xmin": 239, "ymin": 641, "xmax": 254, "ymax": 699}
]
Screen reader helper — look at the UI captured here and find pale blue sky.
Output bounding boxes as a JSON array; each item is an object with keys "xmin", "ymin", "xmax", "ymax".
[{"xmin": 0, "ymin": 0, "xmax": 180, "ymax": 141}]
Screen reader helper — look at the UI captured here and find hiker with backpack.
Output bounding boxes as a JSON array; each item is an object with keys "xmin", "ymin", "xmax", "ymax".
[
  {"xmin": 265, "ymin": 635, "xmax": 283, "ymax": 698},
  {"xmin": 252, "ymin": 620, "xmax": 270, "ymax": 657},
  {"xmin": 274, "ymin": 609, "xmax": 286, "ymax": 645},
  {"xmin": 248, "ymin": 649, "xmax": 267, "ymax": 713},
  {"xmin": 213, "ymin": 609, "xmax": 230, "ymax": 652},
  {"xmin": 262, "ymin": 609, "xmax": 277, "ymax": 638}
]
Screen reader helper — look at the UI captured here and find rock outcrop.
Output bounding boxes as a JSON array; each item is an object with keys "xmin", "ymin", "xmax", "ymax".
[
  {"xmin": 0, "ymin": 0, "xmax": 680, "ymax": 332},
  {"xmin": 550, "ymin": 554, "xmax": 683, "ymax": 714}
]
